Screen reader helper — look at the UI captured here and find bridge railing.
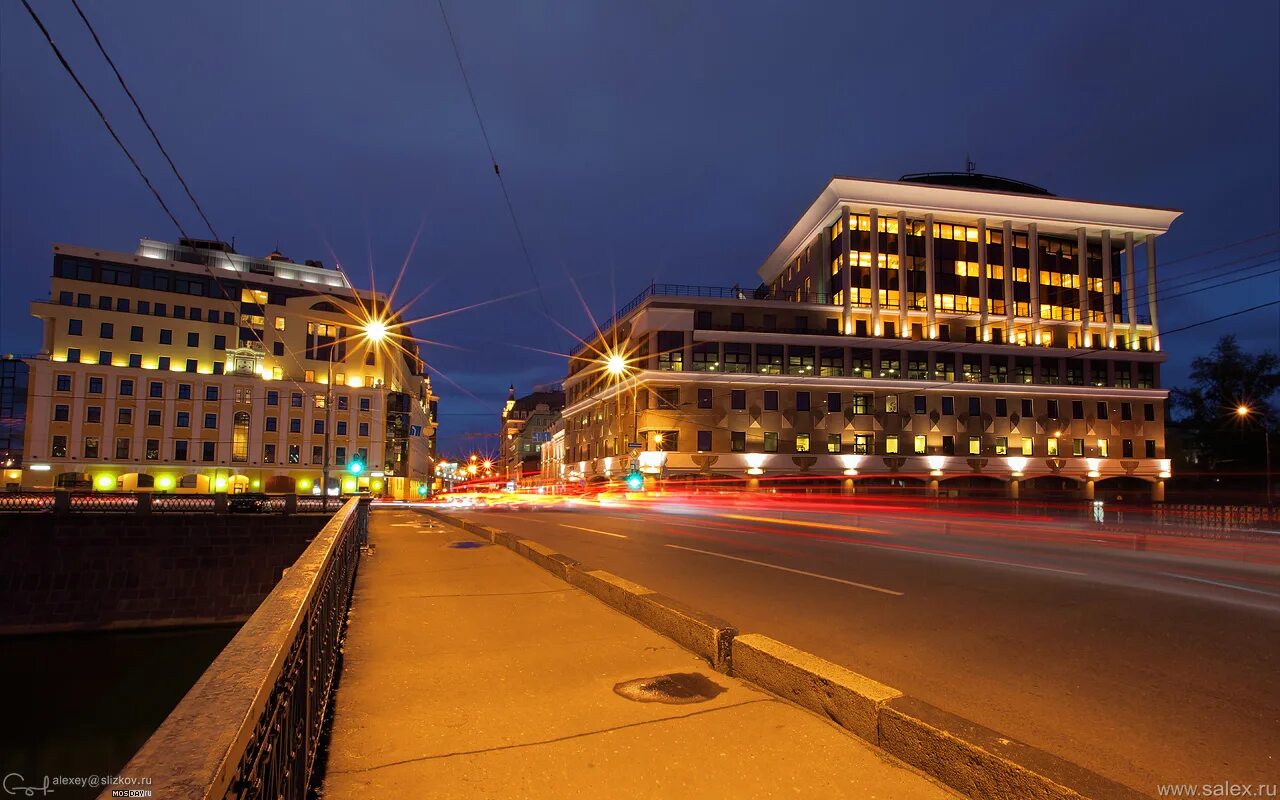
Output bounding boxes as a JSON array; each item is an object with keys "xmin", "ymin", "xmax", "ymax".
[
  {"xmin": 105, "ymin": 496, "xmax": 369, "ymax": 800},
  {"xmin": 0, "ymin": 492, "xmax": 348, "ymax": 514}
]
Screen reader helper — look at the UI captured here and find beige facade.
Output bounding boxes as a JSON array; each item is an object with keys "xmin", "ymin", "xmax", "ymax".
[
  {"xmin": 18, "ymin": 239, "xmax": 438, "ymax": 497},
  {"xmin": 562, "ymin": 175, "xmax": 1179, "ymax": 499}
]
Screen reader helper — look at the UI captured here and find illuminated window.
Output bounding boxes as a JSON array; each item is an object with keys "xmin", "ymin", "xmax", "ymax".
[
  {"xmin": 1097, "ymin": 439, "xmax": 1109, "ymax": 457},
  {"xmin": 827, "ymin": 434, "xmax": 841, "ymax": 454},
  {"xmin": 885, "ymin": 435, "xmax": 899, "ymax": 455},
  {"xmin": 995, "ymin": 437, "xmax": 1008, "ymax": 455},
  {"xmin": 241, "ymin": 288, "xmax": 269, "ymax": 305},
  {"xmin": 795, "ymin": 433, "xmax": 810, "ymax": 453},
  {"xmin": 968, "ymin": 437, "xmax": 981, "ymax": 455},
  {"xmin": 852, "ymin": 434, "xmax": 872, "ymax": 455},
  {"xmin": 913, "ymin": 435, "xmax": 926, "ymax": 454},
  {"xmin": 1047, "ymin": 438, "xmax": 1059, "ymax": 456},
  {"xmin": 1021, "ymin": 439, "xmax": 1033, "ymax": 456},
  {"xmin": 274, "ymin": 317, "xmax": 286, "ymax": 331}
]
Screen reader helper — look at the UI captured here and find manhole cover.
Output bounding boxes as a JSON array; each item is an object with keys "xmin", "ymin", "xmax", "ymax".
[
  {"xmin": 613, "ymin": 672, "xmax": 726, "ymax": 704},
  {"xmin": 447, "ymin": 540, "xmax": 486, "ymax": 549}
]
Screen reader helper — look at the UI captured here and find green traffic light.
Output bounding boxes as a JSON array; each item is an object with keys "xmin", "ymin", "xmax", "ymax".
[{"xmin": 350, "ymin": 461, "xmax": 364, "ymax": 475}]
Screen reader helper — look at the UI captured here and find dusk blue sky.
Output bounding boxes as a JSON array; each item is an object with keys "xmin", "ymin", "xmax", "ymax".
[{"xmin": 3, "ymin": 1, "xmax": 1277, "ymax": 456}]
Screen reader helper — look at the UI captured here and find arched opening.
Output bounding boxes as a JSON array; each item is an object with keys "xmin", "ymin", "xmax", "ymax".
[
  {"xmin": 227, "ymin": 474, "xmax": 251, "ymax": 494},
  {"xmin": 264, "ymin": 475, "xmax": 296, "ymax": 494},
  {"xmin": 119, "ymin": 473, "xmax": 154, "ymax": 491},
  {"xmin": 232, "ymin": 411, "xmax": 251, "ymax": 463},
  {"xmin": 54, "ymin": 471, "xmax": 90, "ymax": 490},
  {"xmin": 177, "ymin": 474, "xmax": 210, "ymax": 493},
  {"xmin": 1095, "ymin": 476, "xmax": 1153, "ymax": 505},
  {"xmin": 853, "ymin": 475, "xmax": 929, "ymax": 497},
  {"xmin": 937, "ymin": 474, "xmax": 1008, "ymax": 499}
]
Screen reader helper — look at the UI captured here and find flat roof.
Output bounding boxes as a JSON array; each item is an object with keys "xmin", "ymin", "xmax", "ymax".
[{"xmin": 758, "ymin": 175, "xmax": 1183, "ymax": 284}]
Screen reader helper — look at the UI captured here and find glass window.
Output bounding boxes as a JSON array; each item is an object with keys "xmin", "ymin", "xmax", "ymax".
[
  {"xmin": 885, "ymin": 435, "xmax": 899, "ymax": 454},
  {"xmin": 969, "ymin": 437, "xmax": 982, "ymax": 455},
  {"xmin": 764, "ymin": 390, "xmax": 778, "ymax": 411},
  {"xmin": 1072, "ymin": 438, "xmax": 1085, "ymax": 457},
  {"xmin": 146, "ymin": 440, "xmax": 159, "ymax": 461},
  {"xmin": 697, "ymin": 430, "xmax": 712, "ymax": 452},
  {"xmin": 796, "ymin": 391, "xmax": 810, "ymax": 412},
  {"xmin": 731, "ymin": 431, "xmax": 746, "ymax": 452},
  {"xmin": 795, "ymin": 433, "xmax": 810, "ymax": 453},
  {"xmin": 88, "ymin": 377, "xmax": 103, "ymax": 394},
  {"xmin": 731, "ymin": 389, "xmax": 746, "ymax": 410},
  {"xmin": 913, "ymin": 435, "xmax": 926, "ymax": 454},
  {"xmin": 764, "ymin": 432, "xmax": 778, "ymax": 452},
  {"xmin": 176, "ymin": 412, "xmax": 190, "ymax": 428},
  {"xmin": 697, "ymin": 388, "xmax": 713, "ymax": 409},
  {"xmin": 149, "ymin": 381, "xmax": 163, "ymax": 398},
  {"xmin": 100, "ymin": 322, "xmax": 114, "ymax": 339},
  {"xmin": 827, "ymin": 434, "xmax": 841, "ymax": 453},
  {"xmin": 147, "ymin": 409, "xmax": 161, "ymax": 426},
  {"xmin": 56, "ymin": 374, "xmax": 72, "ymax": 392}
]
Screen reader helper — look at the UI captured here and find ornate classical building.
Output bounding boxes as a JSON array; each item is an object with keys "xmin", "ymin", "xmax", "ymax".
[
  {"xmin": 15, "ymin": 238, "xmax": 438, "ymax": 498},
  {"xmin": 499, "ymin": 384, "xmax": 565, "ymax": 485},
  {"xmin": 562, "ymin": 173, "xmax": 1179, "ymax": 500}
]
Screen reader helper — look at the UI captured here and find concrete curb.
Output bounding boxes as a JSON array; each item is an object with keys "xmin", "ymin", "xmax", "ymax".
[
  {"xmin": 730, "ymin": 632, "xmax": 900, "ymax": 744},
  {"xmin": 416, "ymin": 508, "xmax": 1142, "ymax": 800}
]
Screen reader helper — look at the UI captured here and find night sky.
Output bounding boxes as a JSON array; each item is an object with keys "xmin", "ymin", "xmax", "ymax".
[{"xmin": 2, "ymin": 1, "xmax": 1277, "ymax": 456}]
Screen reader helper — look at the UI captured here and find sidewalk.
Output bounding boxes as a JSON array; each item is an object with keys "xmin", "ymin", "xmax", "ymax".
[{"xmin": 320, "ymin": 508, "xmax": 961, "ymax": 799}]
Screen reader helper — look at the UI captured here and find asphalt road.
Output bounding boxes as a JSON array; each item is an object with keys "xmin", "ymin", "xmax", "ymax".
[{"xmin": 453, "ymin": 499, "xmax": 1280, "ymax": 796}]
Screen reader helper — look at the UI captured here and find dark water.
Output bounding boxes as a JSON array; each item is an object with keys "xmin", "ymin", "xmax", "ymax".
[{"xmin": 0, "ymin": 625, "xmax": 237, "ymax": 800}]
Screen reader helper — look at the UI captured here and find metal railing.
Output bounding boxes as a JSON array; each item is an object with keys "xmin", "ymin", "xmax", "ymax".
[
  {"xmin": 0, "ymin": 492, "xmax": 347, "ymax": 514},
  {"xmin": 1149, "ymin": 503, "xmax": 1279, "ymax": 532},
  {"xmin": 107, "ymin": 497, "xmax": 369, "ymax": 800}
]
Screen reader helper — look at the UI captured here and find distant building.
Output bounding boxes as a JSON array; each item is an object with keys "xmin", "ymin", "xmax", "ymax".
[
  {"xmin": 14, "ymin": 238, "xmax": 438, "ymax": 497},
  {"xmin": 540, "ymin": 418, "xmax": 565, "ymax": 485},
  {"xmin": 563, "ymin": 173, "xmax": 1179, "ymax": 500},
  {"xmin": 500, "ymin": 384, "xmax": 565, "ymax": 485},
  {"xmin": 1, "ymin": 357, "xmax": 29, "ymax": 488}
]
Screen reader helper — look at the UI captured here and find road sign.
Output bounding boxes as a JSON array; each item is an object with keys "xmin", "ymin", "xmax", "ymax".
[{"xmin": 627, "ymin": 442, "xmax": 643, "ymax": 449}]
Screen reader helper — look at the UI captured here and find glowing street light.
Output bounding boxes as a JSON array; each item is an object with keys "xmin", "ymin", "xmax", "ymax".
[
  {"xmin": 605, "ymin": 353, "xmax": 628, "ymax": 377},
  {"xmin": 363, "ymin": 318, "xmax": 388, "ymax": 343},
  {"xmin": 1237, "ymin": 404, "xmax": 1251, "ymax": 418},
  {"xmin": 1236, "ymin": 402, "xmax": 1272, "ymax": 505}
]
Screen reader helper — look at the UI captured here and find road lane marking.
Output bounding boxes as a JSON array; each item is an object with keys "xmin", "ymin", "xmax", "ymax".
[
  {"xmin": 559, "ymin": 523, "xmax": 628, "ymax": 539},
  {"xmin": 1161, "ymin": 573, "xmax": 1280, "ymax": 598},
  {"xmin": 664, "ymin": 544, "xmax": 903, "ymax": 596},
  {"xmin": 885, "ymin": 548, "xmax": 1087, "ymax": 577},
  {"xmin": 719, "ymin": 513, "xmax": 888, "ymax": 536}
]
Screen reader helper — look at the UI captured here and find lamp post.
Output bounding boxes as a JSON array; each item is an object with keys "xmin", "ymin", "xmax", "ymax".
[
  {"xmin": 322, "ymin": 319, "xmax": 387, "ymax": 510},
  {"xmin": 1237, "ymin": 404, "xmax": 1272, "ymax": 506}
]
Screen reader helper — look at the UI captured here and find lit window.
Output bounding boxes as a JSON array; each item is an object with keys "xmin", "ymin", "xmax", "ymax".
[
  {"xmin": 969, "ymin": 437, "xmax": 981, "ymax": 455},
  {"xmin": 885, "ymin": 435, "xmax": 899, "ymax": 455},
  {"xmin": 795, "ymin": 433, "xmax": 810, "ymax": 453},
  {"xmin": 913, "ymin": 435, "xmax": 926, "ymax": 454}
]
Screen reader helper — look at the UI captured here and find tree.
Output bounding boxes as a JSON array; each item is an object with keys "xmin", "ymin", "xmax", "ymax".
[{"xmin": 1171, "ymin": 335, "xmax": 1280, "ymax": 470}]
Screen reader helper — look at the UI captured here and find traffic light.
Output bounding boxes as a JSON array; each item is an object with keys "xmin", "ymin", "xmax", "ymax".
[
  {"xmin": 625, "ymin": 471, "xmax": 644, "ymax": 491},
  {"xmin": 417, "ymin": 484, "xmax": 428, "ymax": 497},
  {"xmin": 349, "ymin": 460, "xmax": 364, "ymax": 475}
]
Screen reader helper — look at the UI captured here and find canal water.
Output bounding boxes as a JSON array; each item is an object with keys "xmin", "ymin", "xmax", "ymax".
[{"xmin": 0, "ymin": 624, "xmax": 238, "ymax": 800}]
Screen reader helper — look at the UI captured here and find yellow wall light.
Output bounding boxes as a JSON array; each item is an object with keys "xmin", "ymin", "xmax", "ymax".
[
  {"xmin": 298, "ymin": 479, "xmax": 312, "ymax": 490},
  {"xmin": 156, "ymin": 475, "xmax": 175, "ymax": 490},
  {"xmin": 95, "ymin": 474, "xmax": 115, "ymax": 490}
]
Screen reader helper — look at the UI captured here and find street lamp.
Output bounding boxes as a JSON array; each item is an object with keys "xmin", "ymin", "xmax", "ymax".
[{"xmin": 1237, "ymin": 403, "xmax": 1272, "ymax": 506}]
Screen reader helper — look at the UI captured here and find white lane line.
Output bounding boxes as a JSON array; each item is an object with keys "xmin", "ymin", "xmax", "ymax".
[
  {"xmin": 883, "ymin": 548, "xmax": 1087, "ymax": 577},
  {"xmin": 559, "ymin": 523, "xmax": 629, "ymax": 539},
  {"xmin": 665, "ymin": 544, "xmax": 903, "ymax": 596},
  {"xmin": 1161, "ymin": 573, "xmax": 1280, "ymax": 598}
]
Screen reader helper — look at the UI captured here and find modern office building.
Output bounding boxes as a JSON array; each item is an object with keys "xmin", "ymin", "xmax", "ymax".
[
  {"xmin": 14, "ymin": 238, "xmax": 438, "ymax": 498},
  {"xmin": 562, "ymin": 173, "xmax": 1179, "ymax": 500},
  {"xmin": 0, "ymin": 357, "xmax": 29, "ymax": 489},
  {"xmin": 499, "ymin": 383, "xmax": 565, "ymax": 485}
]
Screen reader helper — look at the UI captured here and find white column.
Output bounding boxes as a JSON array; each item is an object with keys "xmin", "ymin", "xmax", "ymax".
[
  {"xmin": 977, "ymin": 218, "xmax": 989, "ymax": 341},
  {"xmin": 1003, "ymin": 221, "xmax": 1014, "ymax": 340},
  {"xmin": 841, "ymin": 205, "xmax": 852, "ymax": 334},
  {"xmin": 924, "ymin": 214, "xmax": 936, "ymax": 337},
  {"xmin": 1076, "ymin": 227, "xmax": 1089, "ymax": 345},
  {"xmin": 1101, "ymin": 229, "xmax": 1114, "ymax": 346},
  {"xmin": 1027, "ymin": 223, "xmax": 1040, "ymax": 340},
  {"xmin": 898, "ymin": 211, "xmax": 909, "ymax": 335},
  {"xmin": 1125, "ymin": 231, "xmax": 1137, "ymax": 348},
  {"xmin": 1146, "ymin": 234, "xmax": 1160, "ymax": 351},
  {"xmin": 869, "ymin": 208, "xmax": 881, "ymax": 334},
  {"xmin": 818, "ymin": 226, "xmax": 831, "ymax": 303}
]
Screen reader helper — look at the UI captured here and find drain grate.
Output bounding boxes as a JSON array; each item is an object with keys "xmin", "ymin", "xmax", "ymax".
[
  {"xmin": 613, "ymin": 672, "xmax": 726, "ymax": 705},
  {"xmin": 447, "ymin": 540, "xmax": 486, "ymax": 549}
]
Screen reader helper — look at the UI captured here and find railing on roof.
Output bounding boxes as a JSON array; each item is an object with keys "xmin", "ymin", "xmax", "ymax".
[{"xmin": 569, "ymin": 284, "xmax": 834, "ymax": 355}]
